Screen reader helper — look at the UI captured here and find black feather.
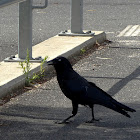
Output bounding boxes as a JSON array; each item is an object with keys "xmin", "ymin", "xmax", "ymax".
[{"xmin": 47, "ymin": 56, "xmax": 136, "ymax": 123}]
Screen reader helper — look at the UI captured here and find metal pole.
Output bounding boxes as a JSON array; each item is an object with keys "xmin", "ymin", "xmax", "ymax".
[
  {"xmin": 18, "ymin": 0, "xmax": 32, "ymax": 59},
  {"xmin": 4, "ymin": 0, "xmax": 48, "ymax": 62},
  {"xmin": 59, "ymin": 0, "xmax": 94, "ymax": 36},
  {"xmin": 71, "ymin": 0, "xmax": 83, "ymax": 34}
]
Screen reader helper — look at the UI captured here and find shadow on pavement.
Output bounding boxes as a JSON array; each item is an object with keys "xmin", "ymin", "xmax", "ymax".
[
  {"xmin": 84, "ymin": 66, "xmax": 140, "ymax": 96},
  {"xmin": 0, "ymin": 102, "xmax": 139, "ymax": 140},
  {"xmin": 107, "ymin": 66, "xmax": 140, "ymax": 96}
]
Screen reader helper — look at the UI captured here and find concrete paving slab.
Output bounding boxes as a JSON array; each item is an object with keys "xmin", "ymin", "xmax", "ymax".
[{"xmin": 0, "ymin": 31, "xmax": 106, "ymax": 98}]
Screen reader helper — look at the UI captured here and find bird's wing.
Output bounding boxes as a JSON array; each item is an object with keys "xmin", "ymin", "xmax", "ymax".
[
  {"xmin": 83, "ymin": 82, "xmax": 113, "ymax": 104},
  {"xmin": 57, "ymin": 70, "xmax": 91, "ymax": 100},
  {"xmin": 58, "ymin": 69, "xmax": 112, "ymax": 102},
  {"xmin": 59, "ymin": 77, "xmax": 87, "ymax": 98},
  {"xmin": 88, "ymin": 82, "xmax": 112, "ymax": 98}
]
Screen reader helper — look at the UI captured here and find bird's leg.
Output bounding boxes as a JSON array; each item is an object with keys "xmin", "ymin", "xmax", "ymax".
[
  {"xmin": 56, "ymin": 101, "xmax": 78, "ymax": 124},
  {"xmin": 86, "ymin": 105, "xmax": 100, "ymax": 123}
]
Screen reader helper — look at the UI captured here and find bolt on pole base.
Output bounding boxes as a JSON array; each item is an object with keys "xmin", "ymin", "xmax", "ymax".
[
  {"xmin": 4, "ymin": 56, "xmax": 44, "ymax": 63},
  {"xmin": 59, "ymin": 30, "xmax": 95, "ymax": 36}
]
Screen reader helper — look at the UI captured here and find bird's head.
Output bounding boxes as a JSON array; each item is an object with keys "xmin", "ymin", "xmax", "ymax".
[{"xmin": 47, "ymin": 56, "xmax": 73, "ymax": 72}]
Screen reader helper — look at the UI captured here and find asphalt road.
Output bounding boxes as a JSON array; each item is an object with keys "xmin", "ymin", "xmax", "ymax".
[
  {"xmin": 0, "ymin": 0, "xmax": 140, "ymax": 61},
  {"xmin": 0, "ymin": 0, "xmax": 140, "ymax": 139},
  {"xmin": 0, "ymin": 40, "xmax": 140, "ymax": 139}
]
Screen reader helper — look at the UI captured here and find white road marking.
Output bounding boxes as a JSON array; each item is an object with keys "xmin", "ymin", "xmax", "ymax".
[
  {"xmin": 124, "ymin": 25, "xmax": 139, "ymax": 36},
  {"xmin": 117, "ymin": 25, "xmax": 133, "ymax": 37},
  {"xmin": 118, "ymin": 25, "xmax": 140, "ymax": 37},
  {"xmin": 131, "ymin": 26, "xmax": 140, "ymax": 36}
]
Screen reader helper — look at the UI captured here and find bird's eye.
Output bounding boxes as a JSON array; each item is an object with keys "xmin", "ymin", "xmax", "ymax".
[{"xmin": 58, "ymin": 59, "xmax": 61, "ymax": 62}]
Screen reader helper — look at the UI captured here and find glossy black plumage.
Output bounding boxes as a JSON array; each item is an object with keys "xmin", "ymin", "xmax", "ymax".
[{"xmin": 47, "ymin": 56, "xmax": 136, "ymax": 123}]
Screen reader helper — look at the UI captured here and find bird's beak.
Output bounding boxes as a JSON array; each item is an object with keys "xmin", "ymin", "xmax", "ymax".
[
  {"xmin": 47, "ymin": 58, "xmax": 56, "ymax": 65},
  {"xmin": 47, "ymin": 60, "xmax": 54, "ymax": 65}
]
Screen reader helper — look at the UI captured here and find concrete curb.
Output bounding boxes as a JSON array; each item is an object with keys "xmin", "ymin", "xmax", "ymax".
[{"xmin": 0, "ymin": 31, "xmax": 106, "ymax": 98}]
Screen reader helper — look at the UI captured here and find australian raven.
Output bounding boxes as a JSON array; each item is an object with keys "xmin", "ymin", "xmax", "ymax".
[{"xmin": 47, "ymin": 56, "xmax": 136, "ymax": 123}]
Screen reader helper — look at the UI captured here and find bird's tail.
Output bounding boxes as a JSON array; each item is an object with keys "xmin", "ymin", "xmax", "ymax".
[{"xmin": 104, "ymin": 99, "xmax": 136, "ymax": 118}]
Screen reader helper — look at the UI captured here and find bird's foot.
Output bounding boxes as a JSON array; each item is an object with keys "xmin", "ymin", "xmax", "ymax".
[{"xmin": 86, "ymin": 118, "xmax": 101, "ymax": 123}]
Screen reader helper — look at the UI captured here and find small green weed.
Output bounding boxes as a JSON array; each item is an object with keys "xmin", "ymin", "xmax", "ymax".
[
  {"xmin": 19, "ymin": 49, "xmax": 48, "ymax": 86},
  {"xmin": 80, "ymin": 48, "xmax": 86, "ymax": 53},
  {"xmin": 19, "ymin": 49, "xmax": 31, "ymax": 86}
]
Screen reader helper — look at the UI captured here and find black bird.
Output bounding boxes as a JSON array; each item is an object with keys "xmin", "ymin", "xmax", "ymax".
[{"xmin": 47, "ymin": 56, "xmax": 136, "ymax": 123}]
